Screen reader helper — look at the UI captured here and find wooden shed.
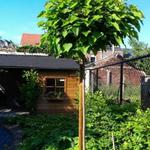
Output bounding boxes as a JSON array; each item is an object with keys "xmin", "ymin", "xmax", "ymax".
[{"xmin": 0, "ymin": 54, "xmax": 80, "ymax": 113}]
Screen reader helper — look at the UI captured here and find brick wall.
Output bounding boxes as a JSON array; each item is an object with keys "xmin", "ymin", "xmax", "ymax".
[{"xmin": 97, "ymin": 62, "xmax": 144, "ymax": 87}]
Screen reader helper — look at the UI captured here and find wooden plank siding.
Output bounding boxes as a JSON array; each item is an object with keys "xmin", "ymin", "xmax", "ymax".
[{"xmin": 37, "ymin": 70, "xmax": 79, "ymax": 113}]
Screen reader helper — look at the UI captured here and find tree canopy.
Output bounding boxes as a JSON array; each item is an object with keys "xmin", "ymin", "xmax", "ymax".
[
  {"xmin": 38, "ymin": 0, "xmax": 144, "ymax": 60},
  {"xmin": 126, "ymin": 38, "xmax": 150, "ymax": 74},
  {"xmin": 17, "ymin": 45, "xmax": 47, "ymax": 53},
  {"xmin": 129, "ymin": 38, "xmax": 150, "ymax": 56}
]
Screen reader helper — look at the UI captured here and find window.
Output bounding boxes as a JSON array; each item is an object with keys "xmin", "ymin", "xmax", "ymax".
[
  {"xmin": 90, "ymin": 55, "xmax": 96, "ymax": 63},
  {"xmin": 45, "ymin": 78, "xmax": 65, "ymax": 99}
]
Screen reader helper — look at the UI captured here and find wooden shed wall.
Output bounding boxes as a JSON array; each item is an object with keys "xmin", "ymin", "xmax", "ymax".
[{"xmin": 37, "ymin": 70, "xmax": 79, "ymax": 113}]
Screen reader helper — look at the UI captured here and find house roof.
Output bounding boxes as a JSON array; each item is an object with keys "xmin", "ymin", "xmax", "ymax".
[
  {"xmin": 20, "ymin": 33, "xmax": 41, "ymax": 46},
  {"xmin": 0, "ymin": 54, "xmax": 79, "ymax": 70}
]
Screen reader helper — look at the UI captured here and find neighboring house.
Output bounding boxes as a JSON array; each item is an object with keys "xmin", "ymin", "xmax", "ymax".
[
  {"xmin": 20, "ymin": 33, "xmax": 41, "ymax": 46},
  {"xmin": 0, "ymin": 53, "xmax": 79, "ymax": 113},
  {"xmin": 97, "ymin": 54, "xmax": 144, "ymax": 86},
  {"xmin": 85, "ymin": 48, "xmax": 145, "ymax": 91},
  {"xmin": 86, "ymin": 46, "xmax": 123, "ymax": 64},
  {"xmin": 0, "ymin": 39, "xmax": 16, "ymax": 52}
]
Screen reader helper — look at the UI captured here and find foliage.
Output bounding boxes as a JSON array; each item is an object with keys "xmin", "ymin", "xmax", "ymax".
[
  {"xmin": 38, "ymin": 0, "xmax": 143, "ymax": 60},
  {"xmin": 99, "ymin": 85, "xmax": 141, "ymax": 104},
  {"xmin": 20, "ymin": 70, "xmax": 41, "ymax": 113},
  {"xmin": 85, "ymin": 91, "xmax": 150, "ymax": 149},
  {"xmin": 124, "ymin": 85, "xmax": 141, "ymax": 103},
  {"xmin": 125, "ymin": 38, "xmax": 150, "ymax": 74},
  {"xmin": 5, "ymin": 91, "xmax": 150, "ymax": 149},
  {"xmin": 98, "ymin": 85, "xmax": 119, "ymax": 101},
  {"xmin": 6, "ymin": 114, "xmax": 78, "ymax": 150},
  {"xmin": 17, "ymin": 45, "xmax": 48, "ymax": 54},
  {"xmin": 115, "ymin": 109, "xmax": 150, "ymax": 150}
]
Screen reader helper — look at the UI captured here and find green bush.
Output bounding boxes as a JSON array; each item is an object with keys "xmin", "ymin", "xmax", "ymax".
[
  {"xmin": 20, "ymin": 69, "xmax": 41, "ymax": 113},
  {"xmin": 6, "ymin": 91, "xmax": 150, "ymax": 150},
  {"xmin": 7, "ymin": 114, "xmax": 78, "ymax": 150},
  {"xmin": 115, "ymin": 109, "xmax": 150, "ymax": 150},
  {"xmin": 85, "ymin": 91, "xmax": 150, "ymax": 150}
]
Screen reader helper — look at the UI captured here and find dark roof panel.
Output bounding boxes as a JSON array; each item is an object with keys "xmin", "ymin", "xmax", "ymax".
[{"xmin": 0, "ymin": 54, "xmax": 79, "ymax": 70}]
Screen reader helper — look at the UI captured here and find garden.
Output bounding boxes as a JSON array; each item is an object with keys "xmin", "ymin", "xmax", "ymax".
[
  {"xmin": 5, "ymin": 90, "xmax": 150, "ymax": 150},
  {"xmin": 1, "ymin": 0, "xmax": 149, "ymax": 149}
]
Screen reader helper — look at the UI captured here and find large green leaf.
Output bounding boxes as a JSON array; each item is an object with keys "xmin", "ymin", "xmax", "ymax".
[
  {"xmin": 38, "ymin": 0, "xmax": 144, "ymax": 60},
  {"xmin": 111, "ymin": 22, "xmax": 121, "ymax": 31},
  {"xmin": 111, "ymin": 14, "xmax": 120, "ymax": 21},
  {"xmin": 93, "ymin": 15, "xmax": 102, "ymax": 21},
  {"xmin": 63, "ymin": 43, "xmax": 73, "ymax": 52},
  {"xmin": 62, "ymin": 30, "xmax": 68, "ymax": 38},
  {"xmin": 82, "ymin": 31, "xmax": 91, "ymax": 37}
]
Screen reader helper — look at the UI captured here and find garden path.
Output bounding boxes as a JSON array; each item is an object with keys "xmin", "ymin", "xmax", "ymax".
[{"xmin": 0, "ymin": 109, "xmax": 28, "ymax": 150}]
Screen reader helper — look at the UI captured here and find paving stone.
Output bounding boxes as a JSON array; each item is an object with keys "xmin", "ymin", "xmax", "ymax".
[
  {"xmin": 0, "ymin": 109, "xmax": 25, "ymax": 150},
  {"xmin": 0, "ymin": 127, "xmax": 13, "ymax": 150}
]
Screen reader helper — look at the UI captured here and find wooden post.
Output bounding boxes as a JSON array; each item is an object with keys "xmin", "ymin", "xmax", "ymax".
[
  {"xmin": 79, "ymin": 63, "xmax": 85, "ymax": 150},
  {"xmin": 106, "ymin": 69, "xmax": 110, "ymax": 86},
  {"xmin": 111, "ymin": 132, "xmax": 116, "ymax": 150},
  {"xmin": 96, "ymin": 69, "xmax": 98, "ymax": 90},
  {"xmin": 89, "ymin": 70, "xmax": 92, "ymax": 91},
  {"xmin": 120, "ymin": 63, "xmax": 124, "ymax": 104},
  {"xmin": 91, "ymin": 70, "xmax": 94, "ymax": 93}
]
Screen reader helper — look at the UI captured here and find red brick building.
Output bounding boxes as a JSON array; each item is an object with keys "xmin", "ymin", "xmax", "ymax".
[
  {"xmin": 85, "ymin": 50, "xmax": 145, "ymax": 91},
  {"xmin": 96, "ymin": 53, "xmax": 145, "ymax": 87}
]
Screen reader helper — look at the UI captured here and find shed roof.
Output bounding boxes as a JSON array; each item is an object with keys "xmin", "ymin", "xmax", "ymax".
[{"xmin": 0, "ymin": 54, "xmax": 79, "ymax": 70}]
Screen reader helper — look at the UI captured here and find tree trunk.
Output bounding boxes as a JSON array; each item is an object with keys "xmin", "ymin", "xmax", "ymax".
[{"xmin": 79, "ymin": 61, "xmax": 85, "ymax": 150}]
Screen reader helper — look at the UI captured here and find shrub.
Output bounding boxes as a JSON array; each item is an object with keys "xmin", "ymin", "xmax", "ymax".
[
  {"xmin": 6, "ymin": 114, "xmax": 78, "ymax": 150},
  {"xmin": 115, "ymin": 109, "xmax": 150, "ymax": 150},
  {"xmin": 20, "ymin": 69, "xmax": 41, "ymax": 113},
  {"xmin": 6, "ymin": 91, "xmax": 150, "ymax": 149},
  {"xmin": 85, "ymin": 91, "xmax": 150, "ymax": 150}
]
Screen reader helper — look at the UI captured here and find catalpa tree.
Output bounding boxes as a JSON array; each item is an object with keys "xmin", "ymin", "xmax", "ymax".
[
  {"xmin": 38, "ymin": 0, "xmax": 143, "ymax": 60},
  {"xmin": 38, "ymin": 0, "xmax": 143, "ymax": 149}
]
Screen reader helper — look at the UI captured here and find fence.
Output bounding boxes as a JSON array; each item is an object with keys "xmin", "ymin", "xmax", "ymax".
[{"xmin": 85, "ymin": 53, "xmax": 150, "ymax": 105}]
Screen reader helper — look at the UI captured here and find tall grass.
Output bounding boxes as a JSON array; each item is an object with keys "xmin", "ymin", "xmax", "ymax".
[
  {"xmin": 98, "ymin": 85, "xmax": 141, "ymax": 104},
  {"xmin": 124, "ymin": 85, "xmax": 141, "ymax": 103}
]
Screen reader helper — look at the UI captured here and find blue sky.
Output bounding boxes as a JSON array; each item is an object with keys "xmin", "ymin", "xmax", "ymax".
[
  {"xmin": 128, "ymin": 0, "xmax": 150, "ymax": 46},
  {"xmin": 0, "ymin": 0, "xmax": 46, "ymax": 45},
  {"xmin": 0, "ymin": 0, "xmax": 150, "ymax": 47}
]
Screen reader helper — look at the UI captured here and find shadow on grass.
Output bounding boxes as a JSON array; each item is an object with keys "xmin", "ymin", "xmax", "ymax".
[{"xmin": 5, "ymin": 113, "xmax": 78, "ymax": 150}]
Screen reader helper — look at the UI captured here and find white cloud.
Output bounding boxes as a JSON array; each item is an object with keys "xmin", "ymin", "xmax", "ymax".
[
  {"xmin": 0, "ymin": 30, "xmax": 6, "ymax": 36},
  {"xmin": 10, "ymin": 35, "xmax": 22, "ymax": 45},
  {"xmin": 12, "ymin": 35, "xmax": 21, "ymax": 41}
]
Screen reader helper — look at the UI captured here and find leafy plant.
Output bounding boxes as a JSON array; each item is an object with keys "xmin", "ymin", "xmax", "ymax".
[
  {"xmin": 6, "ymin": 114, "xmax": 78, "ymax": 150},
  {"xmin": 38, "ymin": 2, "xmax": 144, "ymax": 148},
  {"xmin": 6, "ymin": 91, "xmax": 150, "ymax": 149},
  {"xmin": 38, "ymin": 0, "xmax": 144, "ymax": 60},
  {"xmin": 85, "ymin": 91, "xmax": 150, "ymax": 150},
  {"xmin": 46, "ymin": 91, "xmax": 65, "ymax": 99},
  {"xmin": 20, "ymin": 69, "xmax": 41, "ymax": 113},
  {"xmin": 115, "ymin": 109, "xmax": 150, "ymax": 150},
  {"xmin": 17, "ymin": 45, "xmax": 48, "ymax": 54},
  {"xmin": 125, "ymin": 38, "xmax": 150, "ymax": 74}
]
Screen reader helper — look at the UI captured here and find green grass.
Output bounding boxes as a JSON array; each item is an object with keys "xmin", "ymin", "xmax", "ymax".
[
  {"xmin": 6, "ymin": 114, "xmax": 78, "ymax": 150},
  {"xmin": 98, "ymin": 85, "xmax": 141, "ymax": 104}
]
